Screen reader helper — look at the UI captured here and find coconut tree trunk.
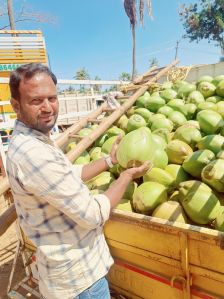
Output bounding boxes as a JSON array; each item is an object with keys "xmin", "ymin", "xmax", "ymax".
[
  {"xmin": 132, "ymin": 26, "xmax": 136, "ymax": 80},
  {"xmin": 7, "ymin": 0, "xmax": 16, "ymax": 30}
]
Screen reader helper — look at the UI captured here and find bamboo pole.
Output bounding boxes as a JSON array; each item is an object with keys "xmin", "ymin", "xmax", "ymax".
[
  {"xmin": 0, "ymin": 203, "xmax": 17, "ymax": 236},
  {"xmin": 56, "ymin": 102, "xmax": 108, "ymax": 148},
  {"xmin": 66, "ymin": 59, "xmax": 179, "ymax": 162}
]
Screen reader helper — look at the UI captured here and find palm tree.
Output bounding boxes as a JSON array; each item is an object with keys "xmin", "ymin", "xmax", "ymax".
[
  {"xmin": 124, "ymin": 0, "xmax": 153, "ymax": 80},
  {"xmin": 74, "ymin": 67, "xmax": 90, "ymax": 93}
]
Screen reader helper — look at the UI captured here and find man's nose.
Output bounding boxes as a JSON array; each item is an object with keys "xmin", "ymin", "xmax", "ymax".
[{"xmin": 41, "ymin": 99, "xmax": 52, "ymax": 111}]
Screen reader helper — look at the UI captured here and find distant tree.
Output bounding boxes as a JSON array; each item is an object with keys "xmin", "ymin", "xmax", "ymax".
[
  {"xmin": 108, "ymin": 85, "xmax": 118, "ymax": 92},
  {"xmin": 0, "ymin": 0, "xmax": 55, "ymax": 30},
  {"xmin": 149, "ymin": 57, "xmax": 158, "ymax": 67},
  {"xmin": 179, "ymin": 0, "xmax": 224, "ymax": 60},
  {"xmin": 74, "ymin": 67, "xmax": 90, "ymax": 93},
  {"xmin": 123, "ymin": 0, "xmax": 153, "ymax": 80},
  {"xmin": 93, "ymin": 76, "xmax": 102, "ymax": 93},
  {"xmin": 119, "ymin": 72, "xmax": 131, "ymax": 82}
]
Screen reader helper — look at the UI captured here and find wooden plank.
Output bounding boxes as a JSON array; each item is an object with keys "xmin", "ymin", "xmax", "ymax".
[
  {"xmin": 0, "ymin": 37, "xmax": 44, "ymax": 41},
  {"xmin": 0, "ymin": 30, "xmax": 42, "ymax": 35}
]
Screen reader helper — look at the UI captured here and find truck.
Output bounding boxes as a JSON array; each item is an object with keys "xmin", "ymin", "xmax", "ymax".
[{"xmin": 1, "ymin": 60, "xmax": 224, "ymax": 299}]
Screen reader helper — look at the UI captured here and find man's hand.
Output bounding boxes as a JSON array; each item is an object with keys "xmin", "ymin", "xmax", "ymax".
[
  {"xmin": 110, "ymin": 134, "xmax": 123, "ymax": 165},
  {"xmin": 121, "ymin": 161, "xmax": 153, "ymax": 180}
]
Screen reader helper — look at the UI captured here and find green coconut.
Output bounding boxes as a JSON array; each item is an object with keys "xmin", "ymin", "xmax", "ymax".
[
  {"xmin": 216, "ymin": 101, "xmax": 224, "ymax": 118},
  {"xmin": 167, "ymin": 99, "xmax": 185, "ymax": 112},
  {"xmin": 115, "ymin": 199, "xmax": 133, "ymax": 212},
  {"xmin": 152, "ymin": 201, "xmax": 187, "ymax": 223},
  {"xmin": 79, "ymin": 128, "xmax": 92, "ymax": 137},
  {"xmin": 181, "ymin": 103, "xmax": 197, "ymax": 120},
  {"xmin": 161, "ymin": 81, "xmax": 173, "ymax": 89},
  {"xmin": 197, "ymin": 75, "xmax": 213, "ymax": 84},
  {"xmin": 201, "ymin": 159, "xmax": 224, "ymax": 192},
  {"xmin": 143, "ymin": 167, "xmax": 175, "ymax": 190},
  {"xmin": 212, "ymin": 75, "xmax": 224, "ymax": 86},
  {"xmin": 182, "ymin": 149, "xmax": 215, "ymax": 178},
  {"xmin": 145, "ymin": 95, "xmax": 166, "ymax": 113},
  {"xmin": 197, "ymin": 135, "xmax": 224, "ymax": 155},
  {"xmin": 89, "ymin": 147, "xmax": 104, "ymax": 161},
  {"xmin": 116, "ymin": 127, "xmax": 155, "ymax": 168},
  {"xmin": 167, "ymin": 111, "xmax": 187, "ymax": 130},
  {"xmin": 157, "ymin": 106, "xmax": 174, "ymax": 117},
  {"xmin": 151, "ymin": 133, "xmax": 167, "ymax": 150},
  {"xmin": 177, "ymin": 83, "xmax": 196, "ymax": 99},
  {"xmin": 166, "ymin": 140, "xmax": 193, "ymax": 164},
  {"xmin": 109, "ymin": 163, "xmax": 124, "ymax": 177},
  {"xmin": 95, "ymin": 133, "xmax": 109, "ymax": 147},
  {"xmin": 134, "ymin": 108, "xmax": 152, "ymax": 121},
  {"xmin": 101, "ymin": 136, "xmax": 117, "ymax": 154},
  {"xmin": 206, "ymin": 95, "xmax": 223, "ymax": 103},
  {"xmin": 178, "ymin": 180, "xmax": 220, "ymax": 224},
  {"xmin": 86, "ymin": 171, "xmax": 114, "ymax": 191},
  {"xmin": 173, "ymin": 80, "xmax": 189, "ymax": 92},
  {"xmin": 173, "ymin": 125, "xmax": 202, "ymax": 149},
  {"xmin": 197, "ymin": 102, "xmax": 217, "ymax": 112},
  {"xmin": 217, "ymin": 150, "xmax": 224, "ymax": 159},
  {"xmin": 127, "ymin": 114, "xmax": 146, "ymax": 132},
  {"xmin": 123, "ymin": 181, "xmax": 138, "ymax": 201},
  {"xmin": 136, "ymin": 91, "xmax": 150, "ymax": 107},
  {"xmin": 153, "ymin": 128, "xmax": 172, "ymax": 144},
  {"xmin": 197, "ymin": 110, "xmax": 223, "ymax": 134},
  {"xmin": 116, "ymin": 115, "xmax": 128, "ymax": 131},
  {"xmin": 197, "ymin": 82, "xmax": 216, "ymax": 98},
  {"xmin": 165, "ymin": 164, "xmax": 190, "ymax": 187},
  {"xmin": 185, "ymin": 120, "xmax": 200, "ymax": 129},
  {"xmin": 106, "ymin": 126, "xmax": 125, "ymax": 138},
  {"xmin": 216, "ymin": 80, "xmax": 224, "ymax": 97},
  {"xmin": 151, "ymin": 148, "xmax": 169, "ymax": 169},
  {"xmin": 65, "ymin": 141, "xmax": 76, "ymax": 153},
  {"xmin": 74, "ymin": 150, "xmax": 90, "ymax": 165},
  {"xmin": 126, "ymin": 106, "xmax": 136, "ymax": 117},
  {"xmin": 169, "ymin": 190, "xmax": 180, "ymax": 202},
  {"xmin": 151, "ymin": 118, "xmax": 173, "ymax": 132},
  {"xmin": 160, "ymin": 89, "xmax": 177, "ymax": 102},
  {"xmin": 214, "ymin": 206, "xmax": 224, "ymax": 231},
  {"xmin": 132, "ymin": 182, "xmax": 167, "ymax": 215},
  {"xmin": 147, "ymin": 113, "xmax": 166, "ymax": 127}
]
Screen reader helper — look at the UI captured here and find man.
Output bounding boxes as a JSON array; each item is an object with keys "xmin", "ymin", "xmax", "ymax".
[{"xmin": 7, "ymin": 63, "xmax": 150, "ymax": 299}]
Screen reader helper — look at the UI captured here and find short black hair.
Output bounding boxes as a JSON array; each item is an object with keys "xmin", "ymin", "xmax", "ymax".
[{"xmin": 9, "ymin": 63, "xmax": 57, "ymax": 100}]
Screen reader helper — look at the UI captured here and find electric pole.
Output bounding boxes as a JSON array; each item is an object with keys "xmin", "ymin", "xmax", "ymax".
[{"xmin": 175, "ymin": 40, "xmax": 180, "ymax": 60}]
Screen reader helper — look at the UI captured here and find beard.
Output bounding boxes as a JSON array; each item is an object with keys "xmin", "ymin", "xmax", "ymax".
[{"xmin": 19, "ymin": 107, "xmax": 58, "ymax": 135}]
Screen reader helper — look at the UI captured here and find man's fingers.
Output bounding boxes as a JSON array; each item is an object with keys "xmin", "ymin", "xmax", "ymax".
[
  {"xmin": 116, "ymin": 134, "xmax": 123, "ymax": 144},
  {"xmin": 140, "ymin": 160, "xmax": 153, "ymax": 172}
]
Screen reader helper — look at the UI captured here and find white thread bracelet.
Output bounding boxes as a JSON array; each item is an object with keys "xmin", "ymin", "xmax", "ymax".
[{"xmin": 105, "ymin": 155, "xmax": 114, "ymax": 168}]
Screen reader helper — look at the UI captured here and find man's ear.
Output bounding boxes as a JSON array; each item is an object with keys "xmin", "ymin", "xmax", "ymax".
[{"xmin": 10, "ymin": 98, "xmax": 20, "ymax": 114}]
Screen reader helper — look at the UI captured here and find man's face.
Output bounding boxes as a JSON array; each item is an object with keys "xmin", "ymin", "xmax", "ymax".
[{"xmin": 12, "ymin": 73, "xmax": 59, "ymax": 135}]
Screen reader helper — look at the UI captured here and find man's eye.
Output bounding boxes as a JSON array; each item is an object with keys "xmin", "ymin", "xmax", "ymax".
[
  {"xmin": 32, "ymin": 99, "xmax": 41, "ymax": 104},
  {"xmin": 49, "ymin": 97, "xmax": 57, "ymax": 102}
]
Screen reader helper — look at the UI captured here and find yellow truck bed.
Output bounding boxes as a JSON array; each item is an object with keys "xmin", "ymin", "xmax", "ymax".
[{"xmin": 105, "ymin": 210, "xmax": 224, "ymax": 299}]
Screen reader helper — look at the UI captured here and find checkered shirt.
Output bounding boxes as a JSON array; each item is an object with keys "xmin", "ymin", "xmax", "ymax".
[{"xmin": 6, "ymin": 120, "xmax": 113, "ymax": 299}]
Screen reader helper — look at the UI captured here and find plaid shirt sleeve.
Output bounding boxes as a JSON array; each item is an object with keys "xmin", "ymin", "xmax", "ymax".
[{"xmin": 17, "ymin": 145, "xmax": 111, "ymax": 229}]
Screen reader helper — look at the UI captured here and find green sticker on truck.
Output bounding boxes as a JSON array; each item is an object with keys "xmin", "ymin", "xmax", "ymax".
[{"xmin": 0, "ymin": 64, "xmax": 22, "ymax": 71}]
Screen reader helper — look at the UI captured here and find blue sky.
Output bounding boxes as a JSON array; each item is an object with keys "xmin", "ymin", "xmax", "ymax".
[{"xmin": 1, "ymin": 0, "xmax": 221, "ymax": 80}]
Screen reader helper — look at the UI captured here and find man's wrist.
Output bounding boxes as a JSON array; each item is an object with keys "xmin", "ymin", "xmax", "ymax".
[{"xmin": 104, "ymin": 155, "xmax": 114, "ymax": 168}]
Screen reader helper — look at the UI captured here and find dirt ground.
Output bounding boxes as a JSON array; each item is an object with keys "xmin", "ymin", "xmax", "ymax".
[{"xmin": 0, "ymin": 198, "xmax": 26, "ymax": 299}]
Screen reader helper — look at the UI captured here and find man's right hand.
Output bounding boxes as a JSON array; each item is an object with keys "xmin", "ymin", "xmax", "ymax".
[{"xmin": 121, "ymin": 161, "xmax": 153, "ymax": 180}]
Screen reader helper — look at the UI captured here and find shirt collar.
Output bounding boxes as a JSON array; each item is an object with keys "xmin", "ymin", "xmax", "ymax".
[{"xmin": 12, "ymin": 120, "xmax": 55, "ymax": 146}]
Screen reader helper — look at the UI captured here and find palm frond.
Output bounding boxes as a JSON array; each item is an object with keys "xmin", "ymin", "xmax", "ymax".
[
  {"xmin": 139, "ymin": 0, "xmax": 144, "ymax": 26},
  {"xmin": 146, "ymin": 0, "xmax": 153, "ymax": 20},
  {"xmin": 124, "ymin": 0, "xmax": 137, "ymax": 28}
]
